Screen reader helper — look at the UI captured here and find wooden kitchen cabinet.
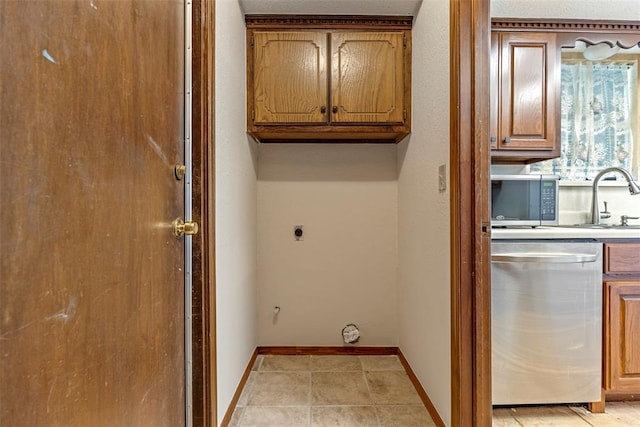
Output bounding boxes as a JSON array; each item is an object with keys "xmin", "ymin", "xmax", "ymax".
[
  {"xmin": 603, "ymin": 243, "xmax": 640, "ymax": 395},
  {"xmin": 490, "ymin": 31, "xmax": 560, "ymax": 163},
  {"xmin": 604, "ymin": 280, "xmax": 640, "ymax": 392},
  {"xmin": 246, "ymin": 16, "xmax": 412, "ymax": 143}
]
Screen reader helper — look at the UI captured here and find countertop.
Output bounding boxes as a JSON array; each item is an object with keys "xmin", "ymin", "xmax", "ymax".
[{"xmin": 491, "ymin": 225, "xmax": 640, "ymax": 240}]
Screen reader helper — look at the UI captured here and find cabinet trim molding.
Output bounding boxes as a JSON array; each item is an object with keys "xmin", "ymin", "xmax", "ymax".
[
  {"xmin": 492, "ymin": 18, "xmax": 640, "ymax": 34},
  {"xmin": 246, "ymin": 14, "xmax": 413, "ymax": 30}
]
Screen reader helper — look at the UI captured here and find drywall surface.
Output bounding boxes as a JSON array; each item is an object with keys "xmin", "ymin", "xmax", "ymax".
[
  {"xmin": 257, "ymin": 144, "xmax": 399, "ymax": 346},
  {"xmin": 215, "ymin": 0, "xmax": 258, "ymax": 423},
  {"xmin": 239, "ymin": 0, "xmax": 422, "ymax": 16},
  {"xmin": 558, "ymin": 184, "xmax": 640, "ymax": 226},
  {"xmin": 491, "ymin": 0, "xmax": 640, "ymax": 19},
  {"xmin": 396, "ymin": 0, "xmax": 451, "ymax": 425}
]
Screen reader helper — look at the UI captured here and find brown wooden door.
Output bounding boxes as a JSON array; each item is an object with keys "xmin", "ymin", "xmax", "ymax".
[
  {"xmin": 498, "ymin": 32, "xmax": 557, "ymax": 151},
  {"xmin": 252, "ymin": 31, "xmax": 328, "ymax": 124},
  {"xmin": 331, "ymin": 31, "xmax": 405, "ymax": 124},
  {"xmin": 0, "ymin": 1, "xmax": 187, "ymax": 426},
  {"xmin": 605, "ymin": 280, "xmax": 640, "ymax": 392}
]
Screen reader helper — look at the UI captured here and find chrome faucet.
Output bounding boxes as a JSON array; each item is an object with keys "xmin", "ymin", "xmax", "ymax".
[{"xmin": 590, "ymin": 167, "xmax": 640, "ymax": 224}]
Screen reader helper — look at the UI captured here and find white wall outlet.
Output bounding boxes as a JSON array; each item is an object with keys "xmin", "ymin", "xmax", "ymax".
[{"xmin": 438, "ymin": 164, "xmax": 447, "ymax": 192}]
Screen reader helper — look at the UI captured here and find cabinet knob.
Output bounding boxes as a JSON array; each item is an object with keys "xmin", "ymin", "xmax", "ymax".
[
  {"xmin": 332, "ymin": 106, "xmax": 338, "ymax": 114},
  {"xmin": 320, "ymin": 106, "xmax": 327, "ymax": 114},
  {"xmin": 503, "ymin": 137, "xmax": 511, "ymax": 144}
]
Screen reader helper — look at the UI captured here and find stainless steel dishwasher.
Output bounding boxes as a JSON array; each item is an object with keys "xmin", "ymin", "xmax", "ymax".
[{"xmin": 491, "ymin": 240, "xmax": 602, "ymax": 405}]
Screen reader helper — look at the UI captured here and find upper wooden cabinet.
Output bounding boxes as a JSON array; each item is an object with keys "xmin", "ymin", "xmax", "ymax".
[
  {"xmin": 246, "ymin": 16, "xmax": 412, "ymax": 143},
  {"xmin": 490, "ymin": 31, "xmax": 560, "ymax": 163}
]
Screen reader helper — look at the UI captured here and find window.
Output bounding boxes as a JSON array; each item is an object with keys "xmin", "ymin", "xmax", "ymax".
[{"xmin": 530, "ymin": 56, "xmax": 638, "ymax": 180}]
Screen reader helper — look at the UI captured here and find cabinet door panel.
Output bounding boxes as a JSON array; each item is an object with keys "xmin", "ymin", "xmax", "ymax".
[
  {"xmin": 499, "ymin": 33, "xmax": 557, "ymax": 150},
  {"xmin": 605, "ymin": 243, "xmax": 640, "ymax": 275},
  {"xmin": 605, "ymin": 280, "xmax": 640, "ymax": 392},
  {"xmin": 253, "ymin": 31, "xmax": 328, "ymax": 124},
  {"xmin": 331, "ymin": 32, "xmax": 404, "ymax": 124}
]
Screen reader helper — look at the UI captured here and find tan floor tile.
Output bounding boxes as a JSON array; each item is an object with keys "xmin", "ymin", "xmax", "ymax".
[
  {"xmin": 312, "ymin": 371, "xmax": 373, "ymax": 405},
  {"xmin": 239, "ymin": 406, "xmax": 309, "ymax": 426},
  {"xmin": 377, "ymin": 405, "xmax": 436, "ymax": 427},
  {"xmin": 365, "ymin": 371, "xmax": 422, "ymax": 405},
  {"xmin": 252, "ymin": 355, "xmax": 264, "ymax": 371},
  {"xmin": 311, "ymin": 355, "xmax": 363, "ymax": 371},
  {"xmin": 247, "ymin": 372, "xmax": 310, "ymax": 406},
  {"xmin": 260, "ymin": 355, "xmax": 311, "ymax": 371},
  {"xmin": 311, "ymin": 406, "xmax": 379, "ymax": 426},
  {"xmin": 359, "ymin": 355, "xmax": 404, "ymax": 371}
]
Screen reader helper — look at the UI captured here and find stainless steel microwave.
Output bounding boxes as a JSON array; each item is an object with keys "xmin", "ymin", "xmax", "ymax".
[{"xmin": 491, "ymin": 174, "xmax": 559, "ymax": 226}]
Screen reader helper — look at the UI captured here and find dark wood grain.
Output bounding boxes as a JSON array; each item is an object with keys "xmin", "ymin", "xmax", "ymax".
[
  {"xmin": 191, "ymin": 0, "xmax": 216, "ymax": 425},
  {"xmin": 605, "ymin": 281, "xmax": 640, "ymax": 392},
  {"xmin": 0, "ymin": 1, "xmax": 186, "ymax": 425},
  {"xmin": 605, "ymin": 243, "xmax": 640, "ymax": 275},
  {"xmin": 246, "ymin": 16, "xmax": 412, "ymax": 143},
  {"xmin": 450, "ymin": 0, "xmax": 492, "ymax": 425},
  {"xmin": 257, "ymin": 346, "xmax": 398, "ymax": 355}
]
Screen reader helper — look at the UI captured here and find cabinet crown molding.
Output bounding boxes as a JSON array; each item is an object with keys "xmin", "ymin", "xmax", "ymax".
[
  {"xmin": 245, "ymin": 14, "xmax": 413, "ymax": 29},
  {"xmin": 492, "ymin": 18, "xmax": 640, "ymax": 33}
]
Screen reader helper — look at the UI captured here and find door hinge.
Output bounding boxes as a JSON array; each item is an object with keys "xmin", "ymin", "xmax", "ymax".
[
  {"xmin": 403, "ymin": 35, "xmax": 407, "ymax": 49},
  {"xmin": 403, "ymin": 109, "xmax": 407, "ymax": 122},
  {"xmin": 250, "ymin": 34, "xmax": 254, "ymax": 48},
  {"xmin": 251, "ymin": 109, "xmax": 255, "ymax": 121}
]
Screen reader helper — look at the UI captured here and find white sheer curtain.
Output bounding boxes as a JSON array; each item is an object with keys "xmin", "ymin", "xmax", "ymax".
[{"xmin": 531, "ymin": 59, "xmax": 637, "ymax": 180}]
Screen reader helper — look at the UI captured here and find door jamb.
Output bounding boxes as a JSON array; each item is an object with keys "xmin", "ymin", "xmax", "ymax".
[
  {"xmin": 191, "ymin": 0, "xmax": 495, "ymax": 424},
  {"xmin": 191, "ymin": 0, "xmax": 216, "ymax": 426},
  {"xmin": 450, "ymin": 0, "xmax": 492, "ymax": 425}
]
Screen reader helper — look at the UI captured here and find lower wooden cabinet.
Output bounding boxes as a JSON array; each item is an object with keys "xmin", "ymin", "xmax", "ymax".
[
  {"xmin": 603, "ymin": 242, "xmax": 640, "ymax": 397},
  {"xmin": 604, "ymin": 280, "xmax": 640, "ymax": 392}
]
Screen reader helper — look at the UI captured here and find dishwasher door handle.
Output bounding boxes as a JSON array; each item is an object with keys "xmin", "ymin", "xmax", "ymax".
[{"xmin": 491, "ymin": 253, "xmax": 599, "ymax": 263}]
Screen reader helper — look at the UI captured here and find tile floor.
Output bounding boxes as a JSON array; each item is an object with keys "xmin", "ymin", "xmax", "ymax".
[
  {"xmin": 228, "ymin": 354, "xmax": 640, "ymax": 426},
  {"xmin": 228, "ymin": 354, "xmax": 437, "ymax": 426}
]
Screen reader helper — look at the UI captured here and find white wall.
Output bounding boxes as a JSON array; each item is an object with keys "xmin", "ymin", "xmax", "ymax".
[
  {"xmin": 558, "ymin": 183, "xmax": 640, "ymax": 226},
  {"xmin": 397, "ymin": 0, "xmax": 452, "ymax": 425},
  {"xmin": 491, "ymin": 0, "xmax": 640, "ymax": 20},
  {"xmin": 215, "ymin": 0, "xmax": 258, "ymax": 424},
  {"xmin": 257, "ymin": 145, "xmax": 398, "ymax": 346}
]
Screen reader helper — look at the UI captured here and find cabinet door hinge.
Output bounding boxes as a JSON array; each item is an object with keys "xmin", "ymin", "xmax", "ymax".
[
  {"xmin": 403, "ymin": 109, "xmax": 407, "ymax": 122},
  {"xmin": 403, "ymin": 35, "xmax": 407, "ymax": 49},
  {"xmin": 251, "ymin": 110, "xmax": 255, "ymax": 121},
  {"xmin": 250, "ymin": 35, "xmax": 254, "ymax": 48}
]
